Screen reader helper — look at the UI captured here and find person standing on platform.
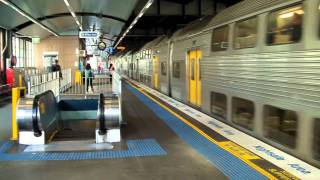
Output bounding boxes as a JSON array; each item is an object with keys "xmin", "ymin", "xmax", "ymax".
[
  {"xmin": 85, "ymin": 63, "xmax": 94, "ymax": 93},
  {"xmin": 52, "ymin": 59, "xmax": 62, "ymax": 79},
  {"xmin": 6, "ymin": 56, "xmax": 16, "ymax": 88},
  {"xmin": 98, "ymin": 59, "xmax": 104, "ymax": 74},
  {"xmin": 6, "ymin": 66, "xmax": 14, "ymax": 88},
  {"xmin": 108, "ymin": 62, "xmax": 114, "ymax": 84}
]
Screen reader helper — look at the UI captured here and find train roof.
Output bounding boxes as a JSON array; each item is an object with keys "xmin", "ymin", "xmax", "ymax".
[
  {"xmin": 141, "ymin": 36, "xmax": 165, "ymax": 50},
  {"xmin": 205, "ymin": 0, "xmax": 301, "ymax": 30},
  {"xmin": 171, "ymin": 15, "xmax": 213, "ymax": 41},
  {"xmin": 154, "ymin": 36, "xmax": 169, "ymax": 48},
  {"xmin": 124, "ymin": 51, "xmax": 132, "ymax": 56}
]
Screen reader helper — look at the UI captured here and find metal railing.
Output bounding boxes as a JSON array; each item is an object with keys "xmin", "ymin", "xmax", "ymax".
[
  {"xmin": 26, "ymin": 69, "xmax": 117, "ymax": 97},
  {"xmin": 60, "ymin": 76, "xmax": 112, "ymax": 96},
  {"xmin": 60, "ymin": 69, "xmax": 72, "ymax": 92},
  {"xmin": 27, "ymin": 71, "xmax": 59, "ymax": 96},
  {"xmin": 27, "ymin": 68, "xmax": 72, "ymax": 97}
]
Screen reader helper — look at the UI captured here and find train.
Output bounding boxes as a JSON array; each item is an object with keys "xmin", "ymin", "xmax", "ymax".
[{"xmin": 113, "ymin": 0, "xmax": 320, "ymax": 167}]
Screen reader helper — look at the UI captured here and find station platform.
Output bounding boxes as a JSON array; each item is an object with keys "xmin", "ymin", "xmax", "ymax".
[{"xmin": 0, "ymin": 79, "xmax": 319, "ymax": 180}]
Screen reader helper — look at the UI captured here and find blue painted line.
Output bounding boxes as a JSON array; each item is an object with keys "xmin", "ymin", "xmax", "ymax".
[
  {"xmin": 125, "ymin": 83, "xmax": 267, "ymax": 180},
  {"xmin": 0, "ymin": 139, "xmax": 166, "ymax": 161}
]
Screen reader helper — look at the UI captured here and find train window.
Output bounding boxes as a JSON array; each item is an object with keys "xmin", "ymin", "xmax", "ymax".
[
  {"xmin": 147, "ymin": 50, "xmax": 151, "ymax": 59},
  {"xmin": 232, "ymin": 97, "xmax": 254, "ymax": 130},
  {"xmin": 161, "ymin": 62, "xmax": 167, "ymax": 76},
  {"xmin": 264, "ymin": 105, "xmax": 298, "ymax": 148},
  {"xmin": 267, "ymin": 5, "xmax": 303, "ymax": 45},
  {"xmin": 234, "ymin": 17, "xmax": 257, "ymax": 49},
  {"xmin": 211, "ymin": 92, "xmax": 227, "ymax": 120},
  {"xmin": 130, "ymin": 63, "xmax": 132, "ymax": 70},
  {"xmin": 314, "ymin": 119, "xmax": 320, "ymax": 160},
  {"xmin": 211, "ymin": 25, "xmax": 229, "ymax": 51},
  {"xmin": 173, "ymin": 62, "xmax": 180, "ymax": 78}
]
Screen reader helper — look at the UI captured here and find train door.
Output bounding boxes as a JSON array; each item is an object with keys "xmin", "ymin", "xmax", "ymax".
[
  {"xmin": 153, "ymin": 56, "xmax": 159, "ymax": 89},
  {"xmin": 188, "ymin": 50, "xmax": 202, "ymax": 106}
]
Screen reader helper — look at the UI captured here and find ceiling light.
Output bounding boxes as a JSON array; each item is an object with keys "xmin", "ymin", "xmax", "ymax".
[
  {"xmin": 63, "ymin": 0, "xmax": 82, "ymax": 31},
  {"xmin": 63, "ymin": 0, "xmax": 70, "ymax": 7},
  {"xmin": 114, "ymin": 0, "xmax": 154, "ymax": 48},
  {"xmin": 132, "ymin": 19, "xmax": 137, "ymax": 25},
  {"xmin": 146, "ymin": 1, "xmax": 153, "ymax": 8},
  {"xmin": 71, "ymin": 12, "xmax": 76, "ymax": 18}
]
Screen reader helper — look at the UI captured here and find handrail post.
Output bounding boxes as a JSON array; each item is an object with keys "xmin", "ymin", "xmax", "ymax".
[
  {"xmin": 11, "ymin": 87, "xmax": 26, "ymax": 140},
  {"xmin": 11, "ymin": 88, "xmax": 19, "ymax": 140},
  {"xmin": 98, "ymin": 93, "xmax": 106, "ymax": 135}
]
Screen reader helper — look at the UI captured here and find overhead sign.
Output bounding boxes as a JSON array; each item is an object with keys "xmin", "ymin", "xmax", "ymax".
[
  {"xmin": 107, "ymin": 47, "xmax": 114, "ymax": 55},
  {"xmin": 79, "ymin": 31, "xmax": 99, "ymax": 39},
  {"xmin": 32, "ymin": 37, "xmax": 40, "ymax": 44}
]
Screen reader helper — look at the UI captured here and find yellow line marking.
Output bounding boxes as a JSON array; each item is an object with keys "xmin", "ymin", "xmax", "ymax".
[
  {"xmin": 127, "ymin": 80, "xmax": 277, "ymax": 179},
  {"xmin": 219, "ymin": 141, "xmax": 260, "ymax": 160}
]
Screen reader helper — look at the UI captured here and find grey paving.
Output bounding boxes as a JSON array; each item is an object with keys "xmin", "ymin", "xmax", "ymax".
[
  {"xmin": 0, "ymin": 103, "xmax": 12, "ymax": 140},
  {"xmin": 0, "ymin": 86, "xmax": 227, "ymax": 180}
]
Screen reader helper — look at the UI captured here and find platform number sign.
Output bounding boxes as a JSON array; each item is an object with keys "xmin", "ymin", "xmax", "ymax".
[{"xmin": 79, "ymin": 31, "xmax": 99, "ymax": 39}]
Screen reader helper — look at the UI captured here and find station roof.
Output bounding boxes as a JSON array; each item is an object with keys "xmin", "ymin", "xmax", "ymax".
[{"xmin": 0, "ymin": 0, "xmax": 138, "ymax": 42}]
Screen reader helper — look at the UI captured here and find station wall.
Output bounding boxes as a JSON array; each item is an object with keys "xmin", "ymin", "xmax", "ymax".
[{"xmin": 33, "ymin": 36, "xmax": 79, "ymax": 71}]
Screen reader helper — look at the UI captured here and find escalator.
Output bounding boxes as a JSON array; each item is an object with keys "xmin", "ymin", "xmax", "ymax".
[{"xmin": 16, "ymin": 90, "xmax": 123, "ymax": 149}]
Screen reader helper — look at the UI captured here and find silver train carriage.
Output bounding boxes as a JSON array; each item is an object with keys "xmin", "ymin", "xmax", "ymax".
[{"xmin": 115, "ymin": 0, "xmax": 320, "ymax": 167}]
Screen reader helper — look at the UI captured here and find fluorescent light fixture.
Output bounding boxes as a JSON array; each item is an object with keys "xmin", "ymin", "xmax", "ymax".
[
  {"xmin": 63, "ymin": 0, "xmax": 82, "ymax": 31},
  {"xmin": 71, "ymin": 11, "xmax": 76, "ymax": 18},
  {"xmin": 114, "ymin": 0, "xmax": 154, "ymax": 48},
  {"xmin": 63, "ymin": 0, "xmax": 70, "ymax": 7},
  {"xmin": 146, "ymin": 1, "xmax": 153, "ymax": 8},
  {"xmin": 132, "ymin": 19, "xmax": 138, "ymax": 25},
  {"xmin": 0, "ymin": 0, "xmax": 59, "ymax": 36}
]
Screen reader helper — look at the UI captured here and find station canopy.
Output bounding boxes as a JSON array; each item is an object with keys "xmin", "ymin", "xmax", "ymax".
[{"xmin": 0, "ymin": 0, "xmax": 138, "ymax": 44}]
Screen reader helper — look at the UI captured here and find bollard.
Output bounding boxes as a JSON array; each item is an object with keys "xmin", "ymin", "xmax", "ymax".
[
  {"xmin": 11, "ymin": 87, "xmax": 26, "ymax": 140},
  {"xmin": 75, "ymin": 70, "xmax": 82, "ymax": 85}
]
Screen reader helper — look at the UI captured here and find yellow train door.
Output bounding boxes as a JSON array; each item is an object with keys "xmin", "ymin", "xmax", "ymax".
[
  {"xmin": 153, "ymin": 56, "xmax": 159, "ymax": 89},
  {"xmin": 188, "ymin": 50, "xmax": 202, "ymax": 106}
]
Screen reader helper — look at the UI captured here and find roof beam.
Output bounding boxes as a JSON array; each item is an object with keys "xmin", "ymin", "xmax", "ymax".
[{"xmin": 13, "ymin": 12, "xmax": 127, "ymax": 31}]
